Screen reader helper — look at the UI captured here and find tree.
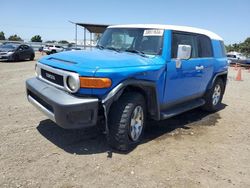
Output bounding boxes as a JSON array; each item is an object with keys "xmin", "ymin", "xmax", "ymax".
[
  {"xmin": 8, "ymin": 34, "xmax": 22, "ymax": 41},
  {"xmin": 31, "ymin": 35, "xmax": 42, "ymax": 42},
  {"xmin": 225, "ymin": 37, "xmax": 250, "ymax": 56},
  {"xmin": 45, "ymin": 40, "xmax": 56, "ymax": 43},
  {"xmin": 68, "ymin": 43, "xmax": 74, "ymax": 47},
  {"xmin": 58, "ymin": 40, "xmax": 69, "ymax": 44},
  {"xmin": 240, "ymin": 38, "xmax": 250, "ymax": 55},
  {"xmin": 0, "ymin": 31, "xmax": 5, "ymax": 40}
]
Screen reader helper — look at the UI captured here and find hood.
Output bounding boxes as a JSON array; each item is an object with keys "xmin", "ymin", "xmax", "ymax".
[
  {"xmin": 0, "ymin": 47, "xmax": 14, "ymax": 52},
  {"xmin": 40, "ymin": 49, "xmax": 156, "ymax": 70}
]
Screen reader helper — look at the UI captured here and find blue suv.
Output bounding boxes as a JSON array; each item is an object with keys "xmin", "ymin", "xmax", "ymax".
[{"xmin": 26, "ymin": 24, "xmax": 228, "ymax": 151}]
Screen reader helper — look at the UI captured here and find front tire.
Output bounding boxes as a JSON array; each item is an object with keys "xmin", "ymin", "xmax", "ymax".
[
  {"xmin": 202, "ymin": 78, "xmax": 225, "ymax": 112},
  {"xmin": 108, "ymin": 92, "xmax": 146, "ymax": 151},
  {"xmin": 12, "ymin": 54, "xmax": 19, "ymax": 62}
]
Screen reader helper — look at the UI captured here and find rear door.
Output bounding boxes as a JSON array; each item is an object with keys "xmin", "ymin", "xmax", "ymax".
[
  {"xmin": 196, "ymin": 35, "xmax": 214, "ymax": 92},
  {"xmin": 23, "ymin": 45, "xmax": 31, "ymax": 59},
  {"xmin": 16, "ymin": 45, "xmax": 25, "ymax": 60},
  {"xmin": 163, "ymin": 32, "xmax": 204, "ymax": 107}
]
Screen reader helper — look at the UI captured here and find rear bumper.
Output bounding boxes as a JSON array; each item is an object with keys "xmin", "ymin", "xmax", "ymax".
[{"xmin": 26, "ymin": 77, "xmax": 99, "ymax": 129}]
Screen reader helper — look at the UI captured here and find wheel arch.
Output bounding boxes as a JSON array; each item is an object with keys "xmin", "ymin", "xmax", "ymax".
[
  {"xmin": 207, "ymin": 71, "xmax": 227, "ymax": 92},
  {"xmin": 102, "ymin": 79, "xmax": 160, "ymax": 121}
]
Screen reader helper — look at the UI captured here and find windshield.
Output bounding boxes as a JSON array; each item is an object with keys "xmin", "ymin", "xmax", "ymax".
[
  {"xmin": 1, "ymin": 44, "xmax": 18, "ymax": 49},
  {"xmin": 97, "ymin": 28, "xmax": 164, "ymax": 55},
  {"xmin": 227, "ymin": 55, "xmax": 236, "ymax": 58}
]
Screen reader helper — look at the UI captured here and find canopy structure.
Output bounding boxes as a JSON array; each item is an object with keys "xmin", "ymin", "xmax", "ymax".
[
  {"xmin": 75, "ymin": 23, "xmax": 109, "ymax": 33},
  {"xmin": 69, "ymin": 21, "xmax": 109, "ymax": 48}
]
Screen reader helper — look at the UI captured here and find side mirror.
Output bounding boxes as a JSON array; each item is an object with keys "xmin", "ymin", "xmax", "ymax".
[{"xmin": 177, "ymin": 44, "xmax": 191, "ymax": 60}]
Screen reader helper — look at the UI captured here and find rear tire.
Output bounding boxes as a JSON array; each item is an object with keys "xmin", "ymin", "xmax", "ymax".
[
  {"xmin": 108, "ymin": 92, "xmax": 146, "ymax": 151},
  {"xmin": 202, "ymin": 78, "xmax": 225, "ymax": 112},
  {"xmin": 30, "ymin": 53, "xmax": 35, "ymax": 61}
]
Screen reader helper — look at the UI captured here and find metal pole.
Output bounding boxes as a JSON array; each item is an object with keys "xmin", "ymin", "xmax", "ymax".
[
  {"xmin": 75, "ymin": 24, "xmax": 77, "ymax": 47},
  {"xmin": 84, "ymin": 27, "xmax": 86, "ymax": 49},
  {"xmin": 90, "ymin": 32, "xmax": 92, "ymax": 48}
]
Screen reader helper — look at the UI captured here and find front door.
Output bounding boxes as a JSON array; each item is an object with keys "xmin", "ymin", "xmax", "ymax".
[{"xmin": 163, "ymin": 32, "xmax": 205, "ymax": 108}]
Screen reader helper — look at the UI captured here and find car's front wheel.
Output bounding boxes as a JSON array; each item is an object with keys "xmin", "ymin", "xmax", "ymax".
[
  {"xmin": 12, "ymin": 54, "xmax": 19, "ymax": 62},
  {"xmin": 108, "ymin": 92, "xmax": 146, "ymax": 151}
]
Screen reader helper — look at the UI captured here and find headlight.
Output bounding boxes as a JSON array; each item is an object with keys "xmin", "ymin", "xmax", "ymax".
[
  {"xmin": 35, "ymin": 64, "xmax": 38, "ymax": 76},
  {"xmin": 66, "ymin": 75, "xmax": 80, "ymax": 92},
  {"xmin": 7, "ymin": 52, "xmax": 14, "ymax": 56}
]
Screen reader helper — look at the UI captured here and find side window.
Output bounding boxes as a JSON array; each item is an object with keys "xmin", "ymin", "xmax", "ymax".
[
  {"xmin": 172, "ymin": 33, "xmax": 198, "ymax": 58},
  {"xmin": 219, "ymin": 41, "xmax": 226, "ymax": 57},
  {"xmin": 23, "ymin": 45, "xmax": 29, "ymax": 49},
  {"xmin": 197, "ymin": 35, "xmax": 213, "ymax": 57},
  {"xmin": 18, "ymin": 45, "xmax": 24, "ymax": 50}
]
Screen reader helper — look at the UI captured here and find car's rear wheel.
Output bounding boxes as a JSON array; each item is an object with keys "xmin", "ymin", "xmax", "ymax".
[
  {"xmin": 30, "ymin": 53, "xmax": 35, "ymax": 61},
  {"xmin": 51, "ymin": 50, "xmax": 56, "ymax": 54},
  {"xmin": 202, "ymin": 78, "xmax": 225, "ymax": 111},
  {"xmin": 108, "ymin": 92, "xmax": 146, "ymax": 151}
]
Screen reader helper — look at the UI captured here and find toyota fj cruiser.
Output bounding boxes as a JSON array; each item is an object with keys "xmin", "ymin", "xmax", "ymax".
[{"xmin": 26, "ymin": 24, "xmax": 228, "ymax": 151}]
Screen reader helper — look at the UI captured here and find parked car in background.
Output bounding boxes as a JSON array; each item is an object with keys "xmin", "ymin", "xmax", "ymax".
[
  {"xmin": 63, "ymin": 47, "xmax": 81, "ymax": 51},
  {"xmin": 227, "ymin": 51, "xmax": 247, "ymax": 64},
  {"xmin": 0, "ymin": 43, "xmax": 35, "ymax": 61},
  {"xmin": 43, "ymin": 45, "xmax": 64, "ymax": 55}
]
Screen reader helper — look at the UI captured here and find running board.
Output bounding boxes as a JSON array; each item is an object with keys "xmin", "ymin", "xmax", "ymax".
[{"xmin": 160, "ymin": 99, "xmax": 205, "ymax": 120}]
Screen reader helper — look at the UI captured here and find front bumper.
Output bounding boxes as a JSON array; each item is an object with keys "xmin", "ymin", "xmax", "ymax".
[
  {"xmin": 0, "ymin": 54, "xmax": 11, "ymax": 61},
  {"xmin": 26, "ymin": 77, "xmax": 99, "ymax": 129}
]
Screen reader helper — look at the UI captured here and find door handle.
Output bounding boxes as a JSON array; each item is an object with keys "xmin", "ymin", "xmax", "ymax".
[{"xmin": 195, "ymin": 65, "xmax": 204, "ymax": 70}]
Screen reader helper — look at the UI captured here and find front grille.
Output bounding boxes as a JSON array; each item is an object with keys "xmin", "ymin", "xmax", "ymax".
[
  {"xmin": 41, "ymin": 69, "xmax": 64, "ymax": 86},
  {"xmin": 28, "ymin": 90, "xmax": 54, "ymax": 113}
]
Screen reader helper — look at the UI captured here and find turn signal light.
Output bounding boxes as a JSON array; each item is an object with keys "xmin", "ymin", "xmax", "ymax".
[{"xmin": 79, "ymin": 77, "xmax": 112, "ymax": 88}]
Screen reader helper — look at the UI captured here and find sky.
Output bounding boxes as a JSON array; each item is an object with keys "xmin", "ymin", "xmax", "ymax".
[{"xmin": 1, "ymin": 0, "xmax": 250, "ymax": 44}]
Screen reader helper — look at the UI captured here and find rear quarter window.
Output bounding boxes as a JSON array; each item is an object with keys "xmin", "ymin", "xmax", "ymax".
[
  {"xmin": 197, "ymin": 35, "xmax": 213, "ymax": 57},
  {"xmin": 219, "ymin": 41, "xmax": 227, "ymax": 57}
]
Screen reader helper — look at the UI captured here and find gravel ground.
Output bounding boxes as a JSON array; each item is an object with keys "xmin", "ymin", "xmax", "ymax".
[{"xmin": 0, "ymin": 53, "xmax": 250, "ymax": 188}]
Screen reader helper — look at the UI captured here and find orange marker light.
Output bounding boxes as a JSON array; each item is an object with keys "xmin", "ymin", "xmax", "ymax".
[{"xmin": 80, "ymin": 77, "xmax": 112, "ymax": 88}]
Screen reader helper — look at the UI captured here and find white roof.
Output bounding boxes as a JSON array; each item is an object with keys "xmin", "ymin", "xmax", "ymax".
[{"xmin": 108, "ymin": 24, "xmax": 223, "ymax": 41}]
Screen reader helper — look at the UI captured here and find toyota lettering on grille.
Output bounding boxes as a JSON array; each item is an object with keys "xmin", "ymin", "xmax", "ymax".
[{"xmin": 45, "ymin": 73, "xmax": 56, "ymax": 80}]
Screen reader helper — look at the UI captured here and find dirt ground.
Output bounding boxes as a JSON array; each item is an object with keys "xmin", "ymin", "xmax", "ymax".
[{"xmin": 0, "ymin": 53, "xmax": 249, "ymax": 188}]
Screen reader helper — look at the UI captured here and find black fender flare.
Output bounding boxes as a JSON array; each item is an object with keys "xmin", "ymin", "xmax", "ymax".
[
  {"xmin": 102, "ymin": 79, "xmax": 161, "ymax": 121},
  {"xmin": 207, "ymin": 71, "xmax": 228, "ymax": 90}
]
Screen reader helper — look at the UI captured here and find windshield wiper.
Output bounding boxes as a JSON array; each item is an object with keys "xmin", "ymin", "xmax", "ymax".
[
  {"xmin": 106, "ymin": 47, "xmax": 120, "ymax": 52},
  {"xmin": 125, "ymin": 49, "xmax": 147, "ymax": 57},
  {"xmin": 96, "ymin": 44, "xmax": 104, "ymax": 50}
]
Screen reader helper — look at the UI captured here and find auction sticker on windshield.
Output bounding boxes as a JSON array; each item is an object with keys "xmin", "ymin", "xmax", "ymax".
[{"xmin": 143, "ymin": 29, "xmax": 164, "ymax": 36}]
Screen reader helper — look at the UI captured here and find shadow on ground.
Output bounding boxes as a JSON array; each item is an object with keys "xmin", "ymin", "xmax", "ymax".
[{"xmin": 37, "ymin": 104, "xmax": 226, "ymax": 156}]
